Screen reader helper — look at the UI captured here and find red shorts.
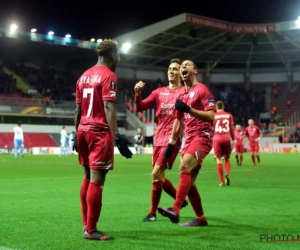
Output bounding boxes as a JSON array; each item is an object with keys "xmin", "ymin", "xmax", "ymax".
[
  {"xmin": 181, "ymin": 137, "xmax": 212, "ymax": 169},
  {"xmin": 77, "ymin": 129, "xmax": 114, "ymax": 170},
  {"xmin": 152, "ymin": 145, "xmax": 180, "ymax": 169},
  {"xmin": 249, "ymin": 142, "xmax": 259, "ymax": 153},
  {"xmin": 213, "ymin": 138, "xmax": 232, "ymax": 160},
  {"xmin": 234, "ymin": 144, "xmax": 244, "ymax": 153}
]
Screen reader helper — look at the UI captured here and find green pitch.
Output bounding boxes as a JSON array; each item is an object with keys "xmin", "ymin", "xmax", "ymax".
[{"xmin": 0, "ymin": 153, "xmax": 299, "ymax": 250}]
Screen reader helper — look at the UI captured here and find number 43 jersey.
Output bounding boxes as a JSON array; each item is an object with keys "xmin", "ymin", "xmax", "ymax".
[
  {"xmin": 213, "ymin": 111, "xmax": 235, "ymax": 141},
  {"xmin": 76, "ymin": 65, "xmax": 118, "ymax": 129}
]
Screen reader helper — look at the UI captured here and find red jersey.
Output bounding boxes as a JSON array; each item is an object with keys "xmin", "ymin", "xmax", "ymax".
[
  {"xmin": 213, "ymin": 111, "xmax": 235, "ymax": 140},
  {"xmin": 176, "ymin": 83, "xmax": 215, "ymax": 145},
  {"xmin": 234, "ymin": 130, "xmax": 245, "ymax": 145},
  {"xmin": 76, "ymin": 65, "xmax": 118, "ymax": 129},
  {"xmin": 244, "ymin": 125, "xmax": 262, "ymax": 143},
  {"xmin": 135, "ymin": 86, "xmax": 184, "ymax": 146}
]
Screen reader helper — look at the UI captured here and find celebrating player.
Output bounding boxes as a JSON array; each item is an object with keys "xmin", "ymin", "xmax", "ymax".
[
  {"xmin": 134, "ymin": 59, "xmax": 188, "ymax": 222},
  {"xmin": 234, "ymin": 125, "xmax": 245, "ymax": 166},
  {"xmin": 74, "ymin": 39, "xmax": 133, "ymax": 241},
  {"xmin": 158, "ymin": 60, "xmax": 215, "ymax": 226},
  {"xmin": 13, "ymin": 123, "xmax": 24, "ymax": 158},
  {"xmin": 213, "ymin": 101, "xmax": 235, "ymax": 186},
  {"xmin": 244, "ymin": 119, "xmax": 262, "ymax": 166}
]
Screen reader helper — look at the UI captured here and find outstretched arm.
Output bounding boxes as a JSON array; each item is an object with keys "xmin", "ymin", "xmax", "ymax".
[{"xmin": 134, "ymin": 81, "xmax": 156, "ymax": 111}]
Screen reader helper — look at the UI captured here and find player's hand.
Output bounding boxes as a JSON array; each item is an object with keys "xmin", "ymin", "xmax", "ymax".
[
  {"xmin": 114, "ymin": 134, "xmax": 133, "ymax": 159},
  {"xmin": 134, "ymin": 81, "xmax": 145, "ymax": 95},
  {"xmin": 175, "ymin": 99, "xmax": 191, "ymax": 113},
  {"xmin": 232, "ymin": 140, "xmax": 237, "ymax": 145},
  {"xmin": 164, "ymin": 144, "xmax": 175, "ymax": 158},
  {"xmin": 72, "ymin": 135, "xmax": 78, "ymax": 152}
]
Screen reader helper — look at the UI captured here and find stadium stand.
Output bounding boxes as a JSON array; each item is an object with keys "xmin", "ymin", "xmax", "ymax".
[{"xmin": 0, "ymin": 133, "xmax": 58, "ymax": 148}]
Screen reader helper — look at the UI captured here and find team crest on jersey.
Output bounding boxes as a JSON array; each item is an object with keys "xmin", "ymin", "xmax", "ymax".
[
  {"xmin": 110, "ymin": 81, "xmax": 116, "ymax": 90},
  {"xmin": 189, "ymin": 91, "xmax": 195, "ymax": 98}
]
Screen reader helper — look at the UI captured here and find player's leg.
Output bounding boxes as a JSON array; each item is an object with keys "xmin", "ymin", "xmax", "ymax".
[
  {"xmin": 77, "ymin": 130, "xmax": 90, "ymax": 230},
  {"xmin": 143, "ymin": 146, "xmax": 186, "ymax": 222},
  {"xmin": 14, "ymin": 140, "xmax": 18, "ymax": 158},
  {"xmin": 180, "ymin": 167, "xmax": 208, "ymax": 227},
  {"xmin": 85, "ymin": 169, "xmax": 114, "ymax": 240},
  {"xmin": 234, "ymin": 145, "xmax": 240, "ymax": 165},
  {"xmin": 134, "ymin": 143, "xmax": 138, "ymax": 154},
  {"xmin": 143, "ymin": 164, "xmax": 164, "ymax": 222},
  {"xmin": 250, "ymin": 144, "xmax": 256, "ymax": 166},
  {"xmin": 214, "ymin": 141, "xmax": 224, "ymax": 186},
  {"xmin": 158, "ymin": 152, "xmax": 199, "ymax": 223},
  {"xmin": 20, "ymin": 142, "xmax": 24, "ymax": 157},
  {"xmin": 80, "ymin": 165, "xmax": 90, "ymax": 230},
  {"xmin": 255, "ymin": 143, "xmax": 260, "ymax": 163},
  {"xmin": 60, "ymin": 143, "xmax": 64, "ymax": 157},
  {"xmin": 84, "ymin": 131, "xmax": 114, "ymax": 240},
  {"xmin": 224, "ymin": 140, "xmax": 232, "ymax": 186},
  {"xmin": 239, "ymin": 146, "xmax": 244, "ymax": 165}
]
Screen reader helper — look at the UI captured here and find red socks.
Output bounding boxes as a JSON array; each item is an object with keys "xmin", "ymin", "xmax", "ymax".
[
  {"xmin": 188, "ymin": 185, "xmax": 204, "ymax": 217},
  {"xmin": 225, "ymin": 160, "xmax": 231, "ymax": 175},
  {"xmin": 80, "ymin": 178, "xmax": 90, "ymax": 226},
  {"xmin": 251, "ymin": 155, "xmax": 256, "ymax": 165},
  {"xmin": 149, "ymin": 180, "xmax": 163, "ymax": 214},
  {"xmin": 86, "ymin": 182, "xmax": 103, "ymax": 233},
  {"xmin": 173, "ymin": 171, "xmax": 192, "ymax": 213},
  {"xmin": 162, "ymin": 178, "xmax": 177, "ymax": 199},
  {"xmin": 217, "ymin": 163, "xmax": 224, "ymax": 183},
  {"xmin": 240, "ymin": 155, "xmax": 243, "ymax": 164}
]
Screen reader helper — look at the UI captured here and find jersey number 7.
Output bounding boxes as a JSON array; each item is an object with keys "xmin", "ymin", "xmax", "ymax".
[{"xmin": 83, "ymin": 88, "xmax": 94, "ymax": 117}]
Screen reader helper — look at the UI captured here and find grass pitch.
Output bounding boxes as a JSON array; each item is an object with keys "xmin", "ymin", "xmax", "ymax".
[{"xmin": 0, "ymin": 153, "xmax": 299, "ymax": 250}]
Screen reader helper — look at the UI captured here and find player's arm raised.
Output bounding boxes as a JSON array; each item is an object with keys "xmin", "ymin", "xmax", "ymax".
[{"xmin": 134, "ymin": 81, "xmax": 156, "ymax": 111}]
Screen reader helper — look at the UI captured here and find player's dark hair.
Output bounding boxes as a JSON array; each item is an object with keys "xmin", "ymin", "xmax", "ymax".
[
  {"xmin": 95, "ymin": 39, "xmax": 118, "ymax": 57},
  {"xmin": 216, "ymin": 101, "xmax": 224, "ymax": 110},
  {"xmin": 18, "ymin": 122, "xmax": 21, "ymax": 126},
  {"xmin": 170, "ymin": 58, "xmax": 181, "ymax": 65}
]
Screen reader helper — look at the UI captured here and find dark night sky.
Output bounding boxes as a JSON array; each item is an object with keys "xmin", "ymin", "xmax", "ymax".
[{"xmin": 0, "ymin": 0, "xmax": 299, "ymax": 39}]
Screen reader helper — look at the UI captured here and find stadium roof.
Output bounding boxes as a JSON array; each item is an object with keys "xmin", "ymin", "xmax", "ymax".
[{"xmin": 1, "ymin": 13, "xmax": 300, "ymax": 73}]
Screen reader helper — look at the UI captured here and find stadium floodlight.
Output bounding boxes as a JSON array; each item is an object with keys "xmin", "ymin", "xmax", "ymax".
[
  {"xmin": 48, "ymin": 31, "xmax": 54, "ymax": 36},
  {"xmin": 121, "ymin": 42, "xmax": 132, "ymax": 53},
  {"xmin": 31, "ymin": 28, "xmax": 37, "ymax": 33},
  {"xmin": 97, "ymin": 39, "xmax": 102, "ymax": 43},
  {"xmin": 10, "ymin": 24, "xmax": 18, "ymax": 31},
  {"xmin": 296, "ymin": 16, "xmax": 300, "ymax": 27},
  {"xmin": 65, "ymin": 34, "xmax": 71, "ymax": 38},
  {"xmin": 90, "ymin": 38, "xmax": 95, "ymax": 42}
]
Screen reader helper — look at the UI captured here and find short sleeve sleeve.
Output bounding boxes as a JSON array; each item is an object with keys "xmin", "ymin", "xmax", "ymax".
[
  {"xmin": 102, "ymin": 74, "xmax": 118, "ymax": 102},
  {"xmin": 200, "ymin": 87, "xmax": 215, "ymax": 111}
]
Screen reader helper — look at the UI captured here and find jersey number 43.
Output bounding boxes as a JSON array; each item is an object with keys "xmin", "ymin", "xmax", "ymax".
[{"xmin": 215, "ymin": 119, "xmax": 230, "ymax": 133}]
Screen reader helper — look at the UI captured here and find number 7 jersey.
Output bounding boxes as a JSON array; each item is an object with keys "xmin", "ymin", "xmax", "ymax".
[
  {"xmin": 213, "ymin": 111, "xmax": 235, "ymax": 140},
  {"xmin": 76, "ymin": 65, "xmax": 118, "ymax": 128}
]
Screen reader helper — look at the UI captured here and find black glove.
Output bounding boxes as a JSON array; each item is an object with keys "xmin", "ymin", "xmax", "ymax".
[
  {"xmin": 164, "ymin": 144, "xmax": 175, "ymax": 158},
  {"xmin": 72, "ymin": 135, "xmax": 78, "ymax": 152},
  {"xmin": 175, "ymin": 99, "xmax": 191, "ymax": 113},
  {"xmin": 114, "ymin": 134, "xmax": 133, "ymax": 159}
]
